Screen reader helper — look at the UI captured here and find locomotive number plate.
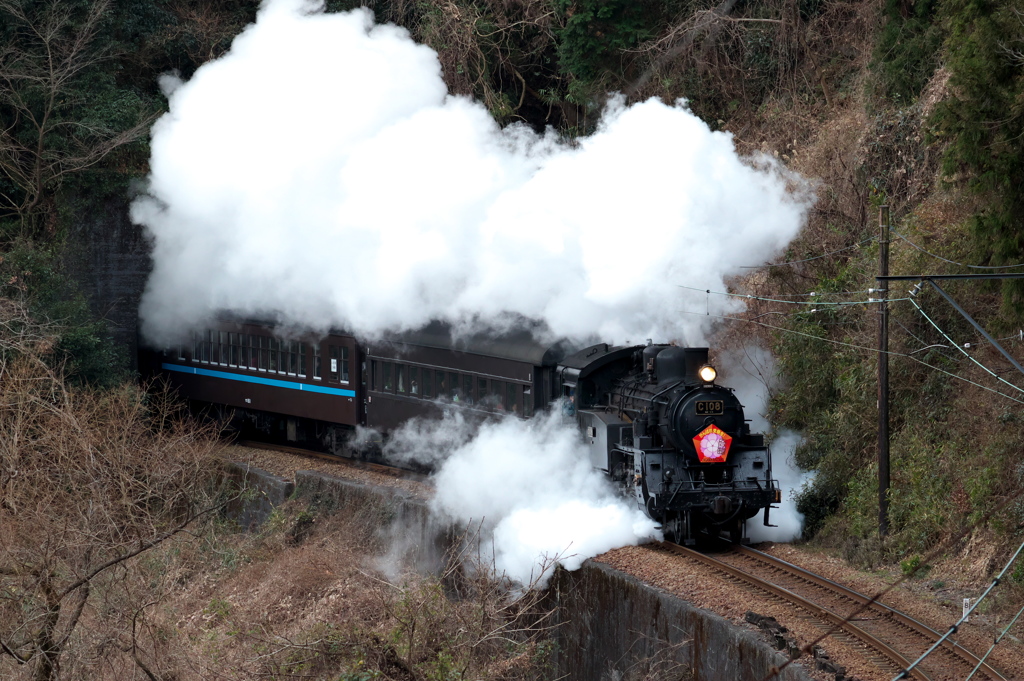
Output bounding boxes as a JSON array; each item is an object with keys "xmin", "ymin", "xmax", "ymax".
[{"xmin": 695, "ymin": 400, "xmax": 724, "ymax": 416}]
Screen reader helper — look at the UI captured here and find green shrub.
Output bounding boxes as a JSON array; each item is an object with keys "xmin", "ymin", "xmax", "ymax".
[
  {"xmin": 931, "ymin": 0, "xmax": 1024, "ymax": 316},
  {"xmin": 869, "ymin": 0, "xmax": 942, "ymax": 102},
  {"xmin": 900, "ymin": 554, "xmax": 931, "ymax": 578}
]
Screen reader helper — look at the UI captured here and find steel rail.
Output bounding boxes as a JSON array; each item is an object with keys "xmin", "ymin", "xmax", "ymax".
[
  {"xmin": 735, "ymin": 546, "xmax": 1008, "ymax": 681},
  {"xmin": 656, "ymin": 541, "xmax": 930, "ymax": 681}
]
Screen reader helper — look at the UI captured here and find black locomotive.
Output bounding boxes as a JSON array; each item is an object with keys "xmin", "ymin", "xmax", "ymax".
[
  {"xmin": 143, "ymin": 319, "xmax": 779, "ymax": 543},
  {"xmin": 560, "ymin": 342, "xmax": 780, "ymax": 544}
]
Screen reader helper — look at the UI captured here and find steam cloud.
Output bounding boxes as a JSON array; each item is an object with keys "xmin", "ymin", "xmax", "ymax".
[
  {"xmin": 718, "ymin": 346, "xmax": 814, "ymax": 543},
  {"xmin": 131, "ymin": 0, "xmax": 816, "ymax": 582},
  {"xmin": 384, "ymin": 408, "xmax": 659, "ymax": 586},
  {"xmin": 132, "ymin": 0, "xmax": 813, "ymax": 346}
]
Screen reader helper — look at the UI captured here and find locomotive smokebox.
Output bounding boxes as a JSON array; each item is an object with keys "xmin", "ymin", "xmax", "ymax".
[{"xmin": 653, "ymin": 346, "xmax": 709, "ymax": 384}]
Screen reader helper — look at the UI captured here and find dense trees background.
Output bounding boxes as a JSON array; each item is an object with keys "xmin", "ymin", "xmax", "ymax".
[{"xmin": 0, "ymin": 0, "xmax": 1022, "ymax": 663}]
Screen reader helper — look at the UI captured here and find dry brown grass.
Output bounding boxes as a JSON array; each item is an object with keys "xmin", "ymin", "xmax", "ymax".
[
  {"xmin": 0, "ymin": 302, "xmax": 226, "ymax": 681},
  {"xmin": 137, "ymin": 501, "xmax": 557, "ymax": 681}
]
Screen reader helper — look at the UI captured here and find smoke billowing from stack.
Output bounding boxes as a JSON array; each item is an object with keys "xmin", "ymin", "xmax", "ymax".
[{"xmin": 132, "ymin": 0, "xmax": 813, "ymax": 347}]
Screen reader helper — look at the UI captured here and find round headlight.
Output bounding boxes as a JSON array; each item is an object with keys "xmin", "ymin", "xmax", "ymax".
[{"xmin": 698, "ymin": 365, "xmax": 717, "ymax": 383}]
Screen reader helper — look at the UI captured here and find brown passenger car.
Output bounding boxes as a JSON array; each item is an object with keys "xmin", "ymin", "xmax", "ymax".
[{"xmin": 143, "ymin": 319, "xmax": 568, "ymax": 452}]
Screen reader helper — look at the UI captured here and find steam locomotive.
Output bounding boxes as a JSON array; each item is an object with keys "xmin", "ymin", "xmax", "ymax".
[
  {"xmin": 561, "ymin": 342, "xmax": 780, "ymax": 544},
  {"xmin": 144, "ymin": 319, "xmax": 779, "ymax": 543}
]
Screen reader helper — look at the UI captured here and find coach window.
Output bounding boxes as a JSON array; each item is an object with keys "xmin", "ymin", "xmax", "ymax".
[
  {"xmin": 507, "ymin": 383, "xmax": 518, "ymax": 414},
  {"xmin": 422, "ymin": 369, "xmax": 432, "ymax": 398},
  {"xmin": 313, "ymin": 344, "xmax": 321, "ymax": 379},
  {"xmin": 409, "ymin": 367, "xmax": 419, "ymax": 395},
  {"xmin": 289, "ymin": 341, "xmax": 298, "ymax": 376},
  {"xmin": 449, "ymin": 372, "xmax": 460, "ymax": 401},
  {"xmin": 396, "ymin": 365, "xmax": 406, "ymax": 394},
  {"xmin": 269, "ymin": 338, "xmax": 279, "ymax": 372},
  {"xmin": 227, "ymin": 333, "xmax": 235, "ymax": 367},
  {"xmin": 217, "ymin": 332, "xmax": 226, "ymax": 365},
  {"xmin": 383, "ymin": 362, "xmax": 393, "ymax": 391},
  {"xmin": 237, "ymin": 334, "xmax": 247, "ymax": 368},
  {"xmin": 370, "ymin": 360, "xmax": 380, "ymax": 391},
  {"xmin": 299, "ymin": 342, "xmax": 307, "ymax": 377},
  {"xmin": 463, "ymin": 375, "xmax": 473, "ymax": 404},
  {"xmin": 524, "ymin": 388, "xmax": 533, "ymax": 417},
  {"xmin": 201, "ymin": 330, "xmax": 211, "ymax": 363},
  {"xmin": 341, "ymin": 347, "xmax": 350, "ymax": 382},
  {"xmin": 478, "ymin": 377, "xmax": 487, "ymax": 404},
  {"xmin": 435, "ymin": 370, "xmax": 446, "ymax": 399},
  {"xmin": 491, "ymin": 380, "xmax": 504, "ymax": 411},
  {"xmin": 328, "ymin": 346, "xmax": 339, "ymax": 381}
]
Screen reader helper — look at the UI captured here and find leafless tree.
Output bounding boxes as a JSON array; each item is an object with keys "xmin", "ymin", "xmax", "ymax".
[
  {"xmin": 0, "ymin": 301, "xmax": 227, "ymax": 680},
  {"xmin": 0, "ymin": 0, "xmax": 156, "ymax": 234}
]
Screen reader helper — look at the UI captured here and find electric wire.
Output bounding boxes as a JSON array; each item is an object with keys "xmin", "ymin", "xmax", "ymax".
[
  {"xmin": 908, "ymin": 297, "xmax": 1024, "ymax": 395},
  {"xmin": 893, "ymin": 539, "xmax": 1024, "ymax": 680},
  {"xmin": 891, "ymin": 316, "xmax": 949, "ymax": 356},
  {"xmin": 678, "ymin": 309, "xmax": 1024, "ymax": 405},
  {"xmin": 743, "ymin": 289, "xmax": 872, "ymax": 297},
  {"xmin": 893, "ymin": 230, "xmax": 1024, "ymax": 269},
  {"xmin": 677, "ymin": 284, "xmax": 908, "ymax": 307},
  {"xmin": 760, "ymin": 489, "xmax": 1024, "ymax": 681},
  {"xmin": 740, "ymin": 236, "xmax": 876, "ymax": 268},
  {"xmin": 964, "ymin": 602, "xmax": 1024, "ymax": 680}
]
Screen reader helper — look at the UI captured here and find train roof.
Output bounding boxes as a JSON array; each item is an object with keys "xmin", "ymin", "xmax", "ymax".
[
  {"xmin": 372, "ymin": 321, "xmax": 572, "ymax": 367},
  {"xmin": 212, "ymin": 313, "xmax": 571, "ymax": 367}
]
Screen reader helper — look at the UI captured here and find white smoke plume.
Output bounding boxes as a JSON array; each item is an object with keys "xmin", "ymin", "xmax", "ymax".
[
  {"xmin": 717, "ymin": 346, "xmax": 814, "ymax": 542},
  {"xmin": 384, "ymin": 409, "xmax": 660, "ymax": 586},
  {"xmin": 130, "ymin": 0, "xmax": 814, "ymax": 581},
  {"xmin": 132, "ymin": 0, "xmax": 813, "ymax": 347}
]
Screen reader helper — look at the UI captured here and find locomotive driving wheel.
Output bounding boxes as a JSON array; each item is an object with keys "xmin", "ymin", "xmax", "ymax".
[{"xmin": 661, "ymin": 512, "xmax": 696, "ymax": 546}]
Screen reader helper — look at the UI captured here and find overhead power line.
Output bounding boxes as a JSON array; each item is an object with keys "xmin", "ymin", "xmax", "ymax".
[
  {"xmin": 908, "ymin": 297, "xmax": 1024, "ymax": 396},
  {"xmin": 894, "ymin": 539, "xmax": 1024, "ymax": 680},
  {"xmin": 964, "ymin": 602, "xmax": 1024, "ymax": 680},
  {"xmin": 677, "ymin": 284, "xmax": 906, "ymax": 307},
  {"xmin": 677, "ymin": 309, "xmax": 1024, "ymax": 405},
  {"xmin": 740, "ymin": 236, "xmax": 876, "ymax": 269}
]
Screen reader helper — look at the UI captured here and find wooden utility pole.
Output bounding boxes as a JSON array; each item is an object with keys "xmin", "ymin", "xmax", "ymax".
[{"xmin": 877, "ymin": 206, "xmax": 890, "ymax": 538}]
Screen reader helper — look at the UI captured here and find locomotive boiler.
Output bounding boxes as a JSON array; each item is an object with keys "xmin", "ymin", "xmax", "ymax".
[{"xmin": 560, "ymin": 342, "xmax": 780, "ymax": 544}]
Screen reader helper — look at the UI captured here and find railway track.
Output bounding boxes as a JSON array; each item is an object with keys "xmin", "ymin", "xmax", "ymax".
[
  {"xmin": 235, "ymin": 438, "xmax": 430, "ymax": 483},
  {"xmin": 655, "ymin": 542, "xmax": 1007, "ymax": 681}
]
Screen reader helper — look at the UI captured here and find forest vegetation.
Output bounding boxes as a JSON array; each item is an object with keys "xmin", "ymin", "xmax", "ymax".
[{"xmin": 2, "ymin": 0, "xmax": 1024, "ymax": 678}]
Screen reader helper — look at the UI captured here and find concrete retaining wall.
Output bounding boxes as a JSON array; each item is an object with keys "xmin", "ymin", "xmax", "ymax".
[
  {"xmin": 549, "ymin": 560, "xmax": 810, "ymax": 681},
  {"xmin": 226, "ymin": 462, "xmax": 811, "ymax": 681}
]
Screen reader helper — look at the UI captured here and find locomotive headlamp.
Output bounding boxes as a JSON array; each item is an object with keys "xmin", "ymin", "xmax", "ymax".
[{"xmin": 698, "ymin": 364, "xmax": 717, "ymax": 383}]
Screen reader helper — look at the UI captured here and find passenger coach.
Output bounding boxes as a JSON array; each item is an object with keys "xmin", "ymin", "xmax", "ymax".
[{"xmin": 143, "ymin": 319, "xmax": 568, "ymax": 453}]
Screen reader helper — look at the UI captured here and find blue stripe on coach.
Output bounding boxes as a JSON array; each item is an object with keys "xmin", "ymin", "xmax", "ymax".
[{"xmin": 161, "ymin": 363, "xmax": 357, "ymax": 397}]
